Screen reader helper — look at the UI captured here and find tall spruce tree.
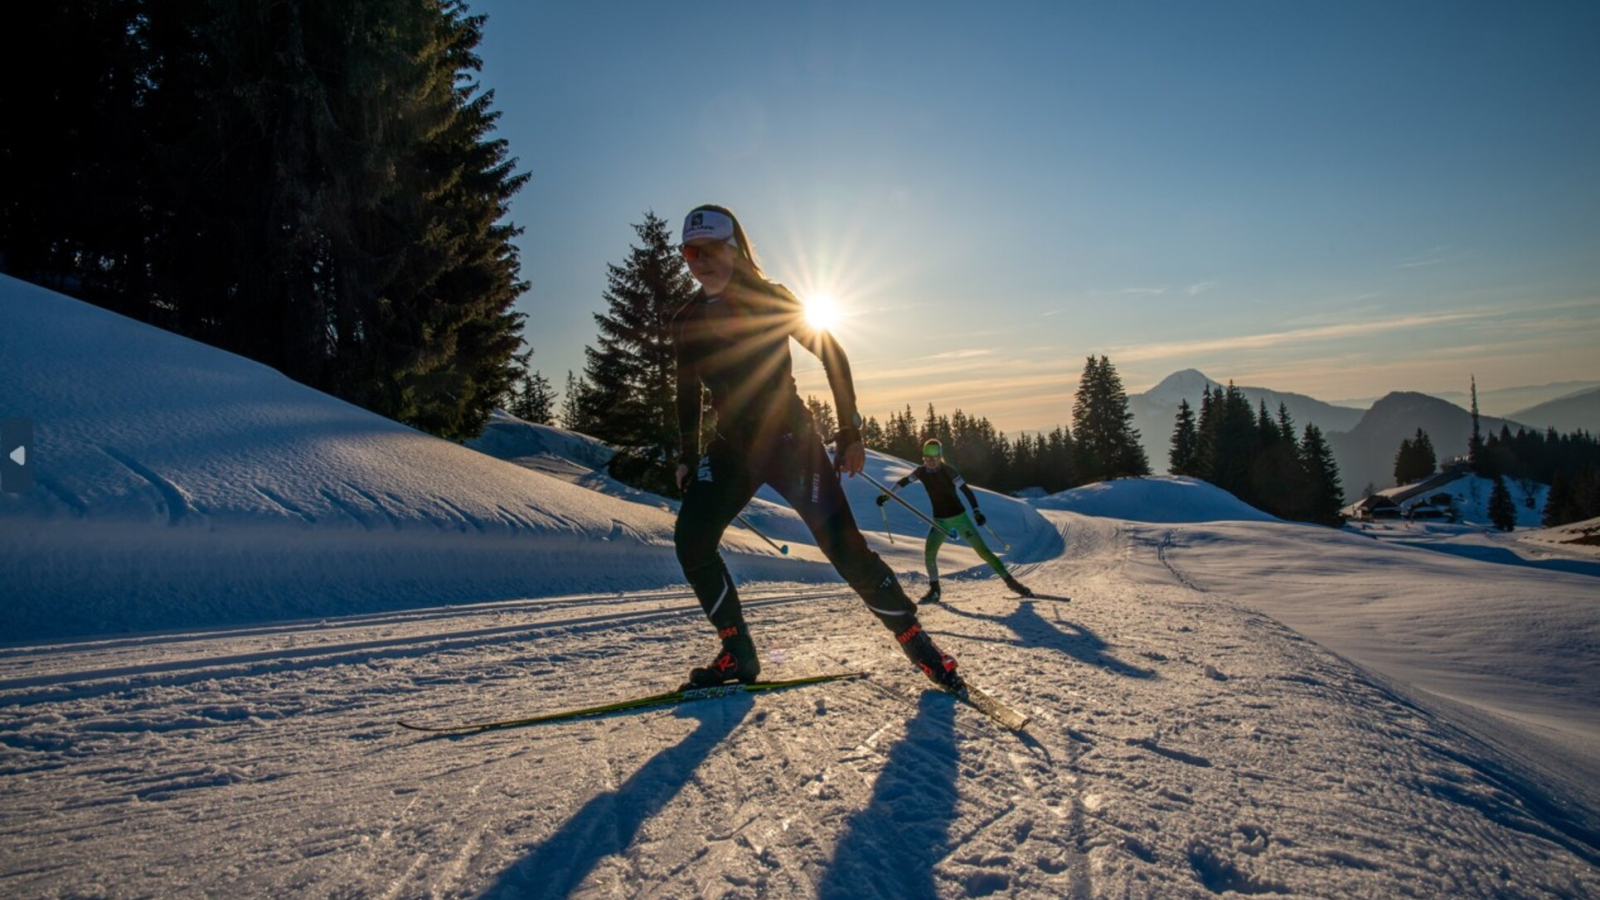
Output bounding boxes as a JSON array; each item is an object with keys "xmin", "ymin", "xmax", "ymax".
[
  {"xmin": 1071, "ymin": 355, "xmax": 1149, "ymax": 482},
  {"xmin": 1201, "ymin": 382, "xmax": 1256, "ymax": 499},
  {"xmin": 1250, "ymin": 400, "xmax": 1308, "ymax": 519},
  {"xmin": 1488, "ymin": 475, "xmax": 1517, "ymax": 531},
  {"xmin": 1299, "ymin": 424, "xmax": 1346, "ymax": 526},
  {"xmin": 1169, "ymin": 399, "xmax": 1199, "ymax": 476},
  {"xmin": 1394, "ymin": 428, "xmax": 1437, "ymax": 485},
  {"xmin": 581, "ymin": 211, "xmax": 697, "ymax": 491},
  {"xmin": 1468, "ymin": 375, "xmax": 1485, "ymax": 468}
]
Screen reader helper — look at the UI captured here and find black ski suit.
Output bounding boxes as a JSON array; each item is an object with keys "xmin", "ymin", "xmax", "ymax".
[{"xmin": 671, "ymin": 279, "xmax": 919, "ymax": 633}]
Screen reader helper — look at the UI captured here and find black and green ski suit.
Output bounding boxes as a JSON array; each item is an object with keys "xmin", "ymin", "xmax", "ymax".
[{"xmin": 889, "ymin": 463, "xmax": 1011, "ymax": 581}]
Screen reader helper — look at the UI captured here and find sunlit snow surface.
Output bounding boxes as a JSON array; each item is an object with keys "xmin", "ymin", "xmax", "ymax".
[{"xmin": 2, "ymin": 276, "xmax": 1597, "ymax": 898}]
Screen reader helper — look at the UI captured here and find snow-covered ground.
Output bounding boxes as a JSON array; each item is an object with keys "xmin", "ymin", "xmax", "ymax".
[
  {"xmin": 2, "ymin": 277, "xmax": 1598, "ymax": 898},
  {"xmin": 0, "ymin": 276, "xmax": 1055, "ymax": 641}
]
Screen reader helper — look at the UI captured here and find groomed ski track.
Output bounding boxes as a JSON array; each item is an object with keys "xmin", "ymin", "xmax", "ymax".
[{"xmin": 2, "ymin": 511, "xmax": 1597, "ymax": 899}]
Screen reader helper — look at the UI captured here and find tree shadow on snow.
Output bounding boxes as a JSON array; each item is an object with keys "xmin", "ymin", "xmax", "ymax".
[
  {"xmin": 1397, "ymin": 539, "xmax": 1600, "ymax": 579},
  {"xmin": 940, "ymin": 601, "xmax": 1156, "ymax": 680},
  {"xmin": 475, "ymin": 698, "xmax": 751, "ymax": 900},
  {"xmin": 817, "ymin": 690, "xmax": 960, "ymax": 900}
]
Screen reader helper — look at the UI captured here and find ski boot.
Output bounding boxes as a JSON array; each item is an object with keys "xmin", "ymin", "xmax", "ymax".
[
  {"xmin": 895, "ymin": 622, "xmax": 964, "ymax": 692},
  {"xmin": 683, "ymin": 626, "xmax": 760, "ymax": 689},
  {"xmin": 919, "ymin": 580, "xmax": 942, "ymax": 604},
  {"xmin": 1003, "ymin": 575, "xmax": 1033, "ymax": 598}
]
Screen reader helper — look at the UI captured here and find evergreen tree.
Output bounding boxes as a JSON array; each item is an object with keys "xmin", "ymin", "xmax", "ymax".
[
  {"xmin": 1045, "ymin": 425, "xmax": 1077, "ymax": 492},
  {"xmin": 1169, "ymin": 399, "xmax": 1198, "ymax": 476},
  {"xmin": 580, "ymin": 212, "xmax": 696, "ymax": 491},
  {"xmin": 861, "ymin": 415, "xmax": 884, "ymax": 449},
  {"xmin": 1468, "ymin": 375, "xmax": 1485, "ymax": 468},
  {"xmin": 885, "ymin": 405, "xmax": 921, "ymax": 463},
  {"xmin": 505, "ymin": 350, "xmax": 556, "ymax": 425},
  {"xmin": 1071, "ymin": 355, "xmax": 1149, "ymax": 482},
  {"xmin": 1417, "ymin": 429, "xmax": 1437, "ymax": 477},
  {"xmin": 560, "ymin": 371, "xmax": 598, "ymax": 434},
  {"xmin": 1204, "ymin": 382, "xmax": 1256, "ymax": 499},
  {"xmin": 4, "ymin": 0, "xmax": 530, "ymax": 440},
  {"xmin": 1192, "ymin": 387, "xmax": 1218, "ymax": 480},
  {"xmin": 1543, "ymin": 471, "xmax": 1572, "ymax": 527},
  {"xmin": 1299, "ymin": 424, "xmax": 1346, "ymax": 527},
  {"xmin": 1488, "ymin": 475, "xmax": 1517, "ymax": 531},
  {"xmin": 805, "ymin": 396, "xmax": 838, "ymax": 440},
  {"xmin": 1393, "ymin": 428, "xmax": 1437, "ymax": 485},
  {"xmin": 1250, "ymin": 400, "xmax": 1307, "ymax": 520}
]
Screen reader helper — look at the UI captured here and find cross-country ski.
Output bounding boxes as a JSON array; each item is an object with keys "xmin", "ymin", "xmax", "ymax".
[{"xmin": 399, "ymin": 671, "xmax": 866, "ymax": 733}]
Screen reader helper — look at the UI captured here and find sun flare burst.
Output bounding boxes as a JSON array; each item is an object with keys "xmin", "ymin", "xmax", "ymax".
[{"xmin": 803, "ymin": 292, "xmax": 841, "ymax": 332}]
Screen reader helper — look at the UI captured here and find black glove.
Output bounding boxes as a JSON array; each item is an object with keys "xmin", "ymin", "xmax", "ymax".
[
  {"xmin": 833, "ymin": 426, "xmax": 862, "ymax": 462},
  {"xmin": 973, "ymin": 509, "xmax": 986, "ymax": 526},
  {"xmin": 876, "ymin": 494, "xmax": 889, "ymax": 507}
]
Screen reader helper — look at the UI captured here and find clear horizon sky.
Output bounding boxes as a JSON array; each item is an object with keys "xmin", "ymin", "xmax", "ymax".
[{"xmin": 471, "ymin": 0, "xmax": 1599, "ymax": 433}]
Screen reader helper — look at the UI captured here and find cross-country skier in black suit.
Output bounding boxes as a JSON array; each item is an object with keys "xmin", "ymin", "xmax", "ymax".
[{"xmin": 670, "ymin": 204, "xmax": 962, "ymax": 691}]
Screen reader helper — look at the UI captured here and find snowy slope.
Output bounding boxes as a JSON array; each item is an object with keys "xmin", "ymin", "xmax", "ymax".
[
  {"xmin": 0, "ymin": 275, "xmax": 1054, "ymax": 640},
  {"xmin": 2, "ymin": 275, "xmax": 1598, "ymax": 898}
]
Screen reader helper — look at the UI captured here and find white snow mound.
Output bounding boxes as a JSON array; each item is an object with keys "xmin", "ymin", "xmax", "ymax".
[{"xmin": 1032, "ymin": 475, "xmax": 1279, "ymax": 523}]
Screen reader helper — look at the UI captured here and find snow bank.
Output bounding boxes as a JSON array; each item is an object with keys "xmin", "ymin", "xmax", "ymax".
[
  {"xmin": 0, "ymin": 276, "xmax": 1055, "ymax": 640},
  {"xmin": 0, "ymin": 277, "xmax": 814, "ymax": 639},
  {"xmin": 1031, "ymin": 475, "xmax": 1279, "ymax": 523}
]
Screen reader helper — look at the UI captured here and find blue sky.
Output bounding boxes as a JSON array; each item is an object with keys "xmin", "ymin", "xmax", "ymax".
[{"xmin": 471, "ymin": 0, "xmax": 1599, "ymax": 432}]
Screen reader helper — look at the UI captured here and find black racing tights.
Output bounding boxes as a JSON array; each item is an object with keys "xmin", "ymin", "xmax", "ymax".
[{"xmin": 674, "ymin": 431, "xmax": 919, "ymax": 637}]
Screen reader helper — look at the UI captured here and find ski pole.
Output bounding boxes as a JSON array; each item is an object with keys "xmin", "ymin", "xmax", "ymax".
[
  {"xmin": 880, "ymin": 502, "xmax": 895, "ymax": 544},
  {"xmin": 736, "ymin": 514, "xmax": 789, "ymax": 555},
  {"xmin": 858, "ymin": 471, "xmax": 957, "ymax": 538},
  {"xmin": 982, "ymin": 522, "xmax": 1011, "ymax": 551}
]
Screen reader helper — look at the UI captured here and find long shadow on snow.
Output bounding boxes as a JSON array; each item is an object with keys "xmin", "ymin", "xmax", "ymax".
[
  {"xmin": 475, "ymin": 699, "xmax": 751, "ymax": 900},
  {"xmin": 939, "ymin": 601, "xmax": 1156, "ymax": 679},
  {"xmin": 1389, "ymin": 539, "xmax": 1600, "ymax": 579},
  {"xmin": 817, "ymin": 690, "xmax": 960, "ymax": 900}
]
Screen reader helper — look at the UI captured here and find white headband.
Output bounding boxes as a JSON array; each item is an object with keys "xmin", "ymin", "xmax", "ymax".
[{"xmin": 683, "ymin": 209, "xmax": 735, "ymax": 243}]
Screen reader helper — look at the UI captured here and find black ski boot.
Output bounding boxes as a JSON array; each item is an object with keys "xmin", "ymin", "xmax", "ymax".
[
  {"xmin": 683, "ymin": 626, "xmax": 760, "ymax": 689},
  {"xmin": 895, "ymin": 622, "xmax": 964, "ymax": 691},
  {"xmin": 919, "ymin": 580, "xmax": 942, "ymax": 604},
  {"xmin": 1003, "ymin": 575, "xmax": 1033, "ymax": 597}
]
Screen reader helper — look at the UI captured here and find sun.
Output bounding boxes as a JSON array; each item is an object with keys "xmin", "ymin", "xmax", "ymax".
[{"xmin": 803, "ymin": 292, "xmax": 841, "ymax": 331}]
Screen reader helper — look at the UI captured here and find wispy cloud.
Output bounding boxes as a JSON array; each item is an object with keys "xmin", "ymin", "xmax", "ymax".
[
  {"xmin": 1109, "ymin": 310, "xmax": 1489, "ymax": 363},
  {"xmin": 1187, "ymin": 282, "xmax": 1215, "ymax": 296},
  {"xmin": 1394, "ymin": 247, "xmax": 1461, "ymax": 269},
  {"xmin": 927, "ymin": 348, "xmax": 994, "ymax": 361}
]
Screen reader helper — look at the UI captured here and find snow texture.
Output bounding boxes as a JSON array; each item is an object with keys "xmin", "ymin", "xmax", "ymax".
[{"xmin": 2, "ymin": 276, "xmax": 1598, "ymax": 898}]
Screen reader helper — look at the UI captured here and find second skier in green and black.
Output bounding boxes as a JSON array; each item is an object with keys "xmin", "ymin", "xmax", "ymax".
[{"xmin": 877, "ymin": 439, "xmax": 1032, "ymax": 602}]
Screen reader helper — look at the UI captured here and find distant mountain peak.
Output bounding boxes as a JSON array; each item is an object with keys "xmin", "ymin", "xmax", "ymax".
[
  {"xmin": 1144, "ymin": 369, "xmax": 1221, "ymax": 403},
  {"xmin": 1367, "ymin": 390, "xmax": 1465, "ymax": 416}
]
